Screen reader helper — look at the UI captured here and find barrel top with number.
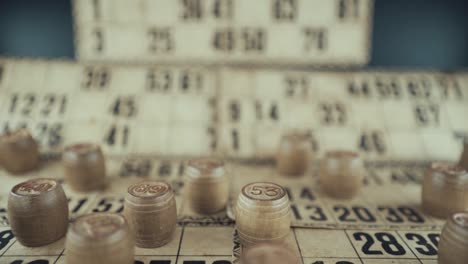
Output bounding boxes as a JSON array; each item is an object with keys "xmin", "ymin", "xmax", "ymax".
[
  {"xmin": 125, "ymin": 180, "xmax": 174, "ymax": 206},
  {"xmin": 71, "ymin": 213, "xmax": 127, "ymax": 241},
  {"xmin": 241, "ymin": 182, "xmax": 286, "ymax": 202},
  {"xmin": 11, "ymin": 179, "xmax": 57, "ymax": 196}
]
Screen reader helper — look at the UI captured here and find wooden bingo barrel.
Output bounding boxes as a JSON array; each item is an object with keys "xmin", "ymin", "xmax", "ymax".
[
  {"xmin": 320, "ymin": 150, "xmax": 364, "ymax": 199},
  {"xmin": 236, "ymin": 182, "xmax": 291, "ymax": 245},
  {"xmin": 66, "ymin": 213, "xmax": 134, "ymax": 264},
  {"xmin": 8, "ymin": 178, "xmax": 68, "ymax": 247},
  {"xmin": 241, "ymin": 243, "xmax": 299, "ymax": 264},
  {"xmin": 63, "ymin": 143, "xmax": 106, "ymax": 192},
  {"xmin": 0, "ymin": 128, "xmax": 39, "ymax": 174},
  {"xmin": 185, "ymin": 158, "xmax": 229, "ymax": 214},
  {"xmin": 438, "ymin": 212, "xmax": 468, "ymax": 264},
  {"xmin": 276, "ymin": 132, "xmax": 311, "ymax": 176},
  {"xmin": 422, "ymin": 162, "xmax": 468, "ymax": 218},
  {"xmin": 124, "ymin": 180, "xmax": 177, "ymax": 248},
  {"xmin": 460, "ymin": 142, "xmax": 468, "ymax": 170}
]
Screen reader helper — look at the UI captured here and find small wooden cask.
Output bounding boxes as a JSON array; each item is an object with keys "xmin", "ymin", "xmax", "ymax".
[
  {"xmin": 236, "ymin": 182, "xmax": 291, "ymax": 246},
  {"xmin": 124, "ymin": 180, "xmax": 177, "ymax": 248},
  {"xmin": 8, "ymin": 178, "xmax": 68, "ymax": 246}
]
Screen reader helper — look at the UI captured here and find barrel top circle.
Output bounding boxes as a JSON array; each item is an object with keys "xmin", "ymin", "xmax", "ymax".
[
  {"xmin": 242, "ymin": 182, "xmax": 286, "ymax": 201},
  {"xmin": 431, "ymin": 162, "xmax": 467, "ymax": 176},
  {"xmin": 72, "ymin": 213, "xmax": 126, "ymax": 240},
  {"xmin": 65, "ymin": 143, "xmax": 100, "ymax": 155},
  {"xmin": 128, "ymin": 181, "xmax": 170, "ymax": 198},
  {"xmin": 186, "ymin": 158, "xmax": 225, "ymax": 178},
  {"xmin": 12, "ymin": 178, "xmax": 57, "ymax": 196}
]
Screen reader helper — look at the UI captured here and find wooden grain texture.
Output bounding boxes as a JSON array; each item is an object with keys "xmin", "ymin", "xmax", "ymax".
[
  {"xmin": 185, "ymin": 158, "xmax": 229, "ymax": 214},
  {"xmin": 63, "ymin": 143, "xmax": 106, "ymax": 192},
  {"xmin": 276, "ymin": 132, "xmax": 311, "ymax": 176},
  {"xmin": 320, "ymin": 151, "xmax": 364, "ymax": 199},
  {"xmin": 422, "ymin": 162, "xmax": 468, "ymax": 219},
  {"xmin": 235, "ymin": 182, "xmax": 291, "ymax": 246},
  {"xmin": 65, "ymin": 213, "xmax": 134, "ymax": 264},
  {"xmin": 0, "ymin": 129, "xmax": 39, "ymax": 175},
  {"xmin": 124, "ymin": 180, "xmax": 177, "ymax": 248},
  {"xmin": 240, "ymin": 243, "xmax": 300, "ymax": 264},
  {"xmin": 8, "ymin": 178, "xmax": 68, "ymax": 247},
  {"xmin": 438, "ymin": 212, "xmax": 468, "ymax": 264}
]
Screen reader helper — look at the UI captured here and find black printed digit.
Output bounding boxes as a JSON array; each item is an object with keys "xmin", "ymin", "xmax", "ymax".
[
  {"xmin": 273, "ymin": 0, "xmax": 297, "ymax": 21},
  {"xmin": 229, "ymin": 100, "xmax": 241, "ymax": 122},
  {"xmin": 405, "ymin": 233, "xmax": 438, "ymax": 255},
  {"xmin": 105, "ymin": 124, "xmax": 130, "ymax": 147},
  {"xmin": 337, "ymin": 0, "xmax": 360, "ymax": 20},
  {"xmin": 148, "ymin": 27, "xmax": 174, "ymax": 53},
  {"xmin": 93, "ymin": 28, "xmax": 104, "ymax": 53},
  {"xmin": 82, "ymin": 67, "xmax": 110, "ymax": 89},
  {"xmin": 92, "ymin": 197, "xmax": 124, "ymax": 213},
  {"xmin": 359, "ymin": 131, "xmax": 386, "ymax": 155},
  {"xmin": 110, "ymin": 96, "xmax": 137, "ymax": 118},
  {"xmin": 378, "ymin": 207, "xmax": 404, "ymax": 223},
  {"xmin": 353, "ymin": 232, "xmax": 383, "ymax": 255},
  {"xmin": 306, "ymin": 205, "xmax": 327, "ymax": 221},
  {"xmin": 414, "ymin": 104, "xmax": 439, "ymax": 126},
  {"xmin": 146, "ymin": 69, "xmax": 172, "ymax": 92},
  {"xmin": 375, "ymin": 232, "xmax": 406, "ymax": 256},
  {"xmin": 334, "ymin": 206, "xmax": 376, "ymax": 223},
  {"xmin": 212, "ymin": 0, "xmax": 233, "ymax": 19},
  {"xmin": 70, "ymin": 198, "xmax": 88, "ymax": 213},
  {"xmin": 303, "ymin": 27, "xmax": 327, "ymax": 52},
  {"xmin": 180, "ymin": 0, "xmax": 203, "ymax": 21},
  {"xmin": 348, "ymin": 80, "xmax": 371, "ymax": 98},
  {"xmin": 0, "ymin": 230, "xmax": 14, "ymax": 251}
]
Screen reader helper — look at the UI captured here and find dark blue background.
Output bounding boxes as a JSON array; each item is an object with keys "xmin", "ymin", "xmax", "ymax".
[{"xmin": 0, "ymin": 0, "xmax": 467, "ymax": 68}]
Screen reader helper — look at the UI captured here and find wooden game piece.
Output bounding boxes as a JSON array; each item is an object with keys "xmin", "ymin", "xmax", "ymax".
[
  {"xmin": 8, "ymin": 178, "xmax": 68, "ymax": 247},
  {"xmin": 460, "ymin": 142, "xmax": 468, "ymax": 170},
  {"xmin": 123, "ymin": 180, "xmax": 177, "ymax": 248},
  {"xmin": 276, "ymin": 132, "xmax": 310, "ymax": 176},
  {"xmin": 63, "ymin": 143, "xmax": 106, "ymax": 192},
  {"xmin": 422, "ymin": 162, "xmax": 468, "ymax": 218},
  {"xmin": 235, "ymin": 182, "xmax": 291, "ymax": 246},
  {"xmin": 185, "ymin": 158, "xmax": 229, "ymax": 214},
  {"xmin": 0, "ymin": 128, "xmax": 39, "ymax": 174},
  {"xmin": 241, "ymin": 243, "xmax": 299, "ymax": 264},
  {"xmin": 320, "ymin": 150, "xmax": 364, "ymax": 199},
  {"xmin": 438, "ymin": 212, "xmax": 468, "ymax": 264},
  {"xmin": 66, "ymin": 213, "xmax": 134, "ymax": 264}
]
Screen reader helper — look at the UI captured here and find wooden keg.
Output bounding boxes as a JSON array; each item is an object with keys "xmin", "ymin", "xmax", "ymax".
[
  {"xmin": 124, "ymin": 180, "xmax": 177, "ymax": 248},
  {"xmin": 8, "ymin": 178, "xmax": 68, "ymax": 247},
  {"xmin": 276, "ymin": 132, "xmax": 311, "ymax": 176},
  {"xmin": 63, "ymin": 143, "xmax": 106, "ymax": 192},
  {"xmin": 66, "ymin": 213, "xmax": 134, "ymax": 264},
  {"xmin": 241, "ymin": 243, "xmax": 299, "ymax": 264},
  {"xmin": 0, "ymin": 128, "xmax": 39, "ymax": 174},
  {"xmin": 438, "ymin": 212, "xmax": 468, "ymax": 264},
  {"xmin": 422, "ymin": 162, "xmax": 468, "ymax": 218},
  {"xmin": 460, "ymin": 142, "xmax": 468, "ymax": 170},
  {"xmin": 320, "ymin": 150, "xmax": 364, "ymax": 199},
  {"xmin": 235, "ymin": 182, "xmax": 291, "ymax": 246},
  {"xmin": 185, "ymin": 158, "xmax": 229, "ymax": 214}
]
